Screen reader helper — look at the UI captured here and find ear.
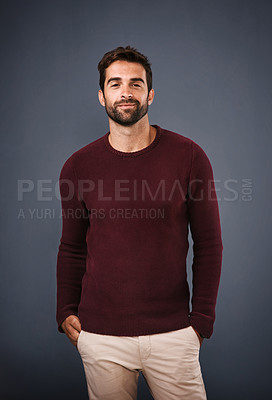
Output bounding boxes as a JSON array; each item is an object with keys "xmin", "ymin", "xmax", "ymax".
[
  {"xmin": 147, "ymin": 88, "xmax": 155, "ymax": 106},
  {"xmin": 98, "ymin": 90, "xmax": 105, "ymax": 107}
]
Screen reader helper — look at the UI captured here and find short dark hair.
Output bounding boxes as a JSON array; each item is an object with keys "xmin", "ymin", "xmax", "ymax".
[{"xmin": 97, "ymin": 45, "xmax": 152, "ymax": 95}]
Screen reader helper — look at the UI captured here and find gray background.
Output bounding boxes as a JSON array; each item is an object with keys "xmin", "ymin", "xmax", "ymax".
[{"xmin": 1, "ymin": 0, "xmax": 271, "ymax": 399}]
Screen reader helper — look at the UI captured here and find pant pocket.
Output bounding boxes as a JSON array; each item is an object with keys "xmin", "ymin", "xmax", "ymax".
[
  {"xmin": 76, "ymin": 330, "xmax": 83, "ymax": 352},
  {"xmin": 189, "ymin": 326, "xmax": 201, "ymax": 349}
]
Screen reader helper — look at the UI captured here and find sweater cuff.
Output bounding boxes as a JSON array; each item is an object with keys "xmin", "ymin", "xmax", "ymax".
[
  {"xmin": 57, "ymin": 312, "xmax": 78, "ymax": 334},
  {"xmin": 189, "ymin": 312, "xmax": 215, "ymax": 339}
]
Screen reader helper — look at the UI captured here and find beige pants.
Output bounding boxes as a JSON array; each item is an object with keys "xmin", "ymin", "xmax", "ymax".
[{"xmin": 77, "ymin": 325, "xmax": 207, "ymax": 400}]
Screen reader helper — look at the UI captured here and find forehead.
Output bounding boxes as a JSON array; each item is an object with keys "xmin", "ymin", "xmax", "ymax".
[{"xmin": 105, "ymin": 61, "xmax": 146, "ymax": 81}]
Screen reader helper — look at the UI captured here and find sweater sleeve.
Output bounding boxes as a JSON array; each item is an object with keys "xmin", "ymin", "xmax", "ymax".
[
  {"xmin": 187, "ymin": 141, "xmax": 223, "ymax": 339},
  {"xmin": 56, "ymin": 156, "xmax": 89, "ymax": 333}
]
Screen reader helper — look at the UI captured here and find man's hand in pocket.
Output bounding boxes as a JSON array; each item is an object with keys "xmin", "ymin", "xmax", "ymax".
[{"xmin": 61, "ymin": 315, "xmax": 81, "ymax": 347}]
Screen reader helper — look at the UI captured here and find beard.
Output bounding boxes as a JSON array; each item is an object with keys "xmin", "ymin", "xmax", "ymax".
[{"xmin": 104, "ymin": 96, "xmax": 149, "ymax": 127}]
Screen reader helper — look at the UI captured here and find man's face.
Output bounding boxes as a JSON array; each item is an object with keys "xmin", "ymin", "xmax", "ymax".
[{"xmin": 98, "ymin": 61, "xmax": 154, "ymax": 127}]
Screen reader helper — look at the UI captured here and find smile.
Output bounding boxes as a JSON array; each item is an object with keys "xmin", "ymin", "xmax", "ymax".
[{"xmin": 118, "ymin": 104, "xmax": 136, "ymax": 108}]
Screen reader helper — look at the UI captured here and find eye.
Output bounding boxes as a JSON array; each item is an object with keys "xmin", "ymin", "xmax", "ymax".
[
  {"xmin": 111, "ymin": 84, "xmax": 119, "ymax": 87},
  {"xmin": 133, "ymin": 84, "xmax": 140, "ymax": 87}
]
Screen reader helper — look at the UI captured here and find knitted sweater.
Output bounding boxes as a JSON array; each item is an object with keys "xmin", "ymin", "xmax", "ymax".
[{"xmin": 56, "ymin": 124, "xmax": 223, "ymax": 339}]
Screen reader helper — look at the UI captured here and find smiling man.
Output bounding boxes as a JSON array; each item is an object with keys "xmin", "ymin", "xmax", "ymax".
[
  {"xmin": 56, "ymin": 45, "xmax": 223, "ymax": 400},
  {"xmin": 101, "ymin": 61, "xmax": 150, "ymax": 126}
]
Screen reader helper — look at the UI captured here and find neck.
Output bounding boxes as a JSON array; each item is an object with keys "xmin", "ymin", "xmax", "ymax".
[{"xmin": 108, "ymin": 116, "xmax": 156, "ymax": 153}]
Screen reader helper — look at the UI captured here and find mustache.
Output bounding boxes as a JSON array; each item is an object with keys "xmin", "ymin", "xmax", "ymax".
[{"xmin": 116, "ymin": 100, "xmax": 138, "ymax": 105}]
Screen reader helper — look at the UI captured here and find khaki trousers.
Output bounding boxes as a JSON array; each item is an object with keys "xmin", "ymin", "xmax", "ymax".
[{"xmin": 77, "ymin": 325, "xmax": 207, "ymax": 400}]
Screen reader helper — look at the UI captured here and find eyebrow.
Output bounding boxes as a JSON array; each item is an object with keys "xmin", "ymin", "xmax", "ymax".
[{"xmin": 107, "ymin": 77, "xmax": 145, "ymax": 85}]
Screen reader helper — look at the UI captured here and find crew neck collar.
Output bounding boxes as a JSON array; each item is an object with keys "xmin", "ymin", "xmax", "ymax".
[{"xmin": 103, "ymin": 124, "xmax": 162, "ymax": 157}]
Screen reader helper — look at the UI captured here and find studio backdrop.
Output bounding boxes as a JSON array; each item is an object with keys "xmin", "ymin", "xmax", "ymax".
[{"xmin": 1, "ymin": 1, "xmax": 271, "ymax": 399}]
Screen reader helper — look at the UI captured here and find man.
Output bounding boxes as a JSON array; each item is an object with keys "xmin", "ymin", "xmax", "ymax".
[{"xmin": 56, "ymin": 45, "xmax": 223, "ymax": 400}]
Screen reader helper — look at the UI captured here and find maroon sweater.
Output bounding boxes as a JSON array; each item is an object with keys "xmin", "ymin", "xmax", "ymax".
[{"xmin": 56, "ymin": 124, "xmax": 223, "ymax": 339}]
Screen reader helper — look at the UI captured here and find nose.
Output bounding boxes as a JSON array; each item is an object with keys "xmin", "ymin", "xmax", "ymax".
[
  {"xmin": 121, "ymin": 94, "xmax": 133, "ymax": 99},
  {"xmin": 121, "ymin": 85, "xmax": 133, "ymax": 99}
]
